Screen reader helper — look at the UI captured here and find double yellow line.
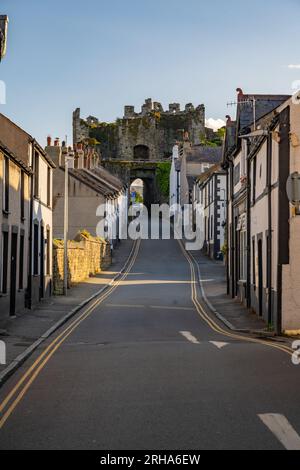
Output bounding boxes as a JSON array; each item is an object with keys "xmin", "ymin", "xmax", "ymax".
[
  {"xmin": 0, "ymin": 239, "xmax": 141, "ymax": 430},
  {"xmin": 177, "ymin": 239, "xmax": 293, "ymax": 357}
]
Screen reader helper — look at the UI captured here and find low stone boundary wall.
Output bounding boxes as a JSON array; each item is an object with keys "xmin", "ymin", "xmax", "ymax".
[{"xmin": 53, "ymin": 233, "xmax": 112, "ymax": 295}]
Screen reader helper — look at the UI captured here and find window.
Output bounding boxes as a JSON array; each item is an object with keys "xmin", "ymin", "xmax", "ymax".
[
  {"xmin": 3, "ymin": 155, "xmax": 9, "ymax": 212},
  {"xmin": 234, "ymin": 163, "xmax": 240, "ymax": 186},
  {"xmin": 241, "ymin": 140, "xmax": 247, "ymax": 176},
  {"xmin": 34, "ymin": 152, "xmax": 39, "ymax": 198},
  {"xmin": 133, "ymin": 145, "xmax": 149, "ymax": 160},
  {"xmin": 1, "ymin": 231, "xmax": 9, "ymax": 293},
  {"xmin": 252, "ymin": 239, "xmax": 256, "ymax": 286},
  {"xmin": 266, "ymin": 234, "xmax": 271, "ymax": 288},
  {"xmin": 46, "ymin": 228, "xmax": 51, "ymax": 275},
  {"xmin": 47, "ymin": 167, "xmax": 51, "ymax": 207},
  {"xmin": 211, "ymin": 215, "xmax": 214, "ymax": 239},
  {"xmin": 19, "ymin": 234, "xmax": 24, "ymax": 289},
  {"xmin": 252, "ymin": 157, "xmax": 257, "ymax": 204},
  {"xmin": 20, "ymin": 171, "xmax": 25, "ymax": 220},
  {"xmin": 207, "ymin": 217, "xmax": 210, "ymax": 242},
  {"xmin": 33, "ymin": 223, "xmax": 39, "ymax": 275},
  {"xmin": 239, "ymin": 231, "xmax": 247, "ymax": 281}
]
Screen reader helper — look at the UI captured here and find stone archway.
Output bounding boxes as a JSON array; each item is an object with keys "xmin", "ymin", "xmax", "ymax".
[{"xmin": 102, "ymin": 161, "xmax": 166, "ymax": 209}]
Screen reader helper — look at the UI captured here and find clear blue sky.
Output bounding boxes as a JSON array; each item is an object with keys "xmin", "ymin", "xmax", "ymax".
[{"xmin": 1, "ymin": 0, "xmax": 299, "ymax": 145}]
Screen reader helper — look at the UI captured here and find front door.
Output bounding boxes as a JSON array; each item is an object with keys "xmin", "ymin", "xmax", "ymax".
[
  {"xmin": 258, "ymin": 239, "xmax": 263, "ymax": 317},
  {"xmin": 40, "ymin": 226, "xmax": 44, "ymax": 300},
  {"xmin": 10, "ymin": 233, "xmax": 18, "ymax": 316}
]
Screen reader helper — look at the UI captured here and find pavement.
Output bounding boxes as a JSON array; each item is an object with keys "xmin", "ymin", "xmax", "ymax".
[
  {"xmin": 191, "ymin": 251, "xmax": 271, "ymax": 334},
  {"xmin": 0, "ymin": 236, "xmax": 300, "ymax": 450},
  {"xmin": 0, "ymin": 240, "xmax": 134, "ymax": 385}
]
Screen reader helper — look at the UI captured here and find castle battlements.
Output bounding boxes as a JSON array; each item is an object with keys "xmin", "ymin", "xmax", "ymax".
[{"xmin": 123, "ymin": 98, "xmax": 205, "ymax": 119}]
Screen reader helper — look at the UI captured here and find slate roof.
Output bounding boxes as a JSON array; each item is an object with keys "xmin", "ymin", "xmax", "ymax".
[
  {"xmin": 237, "ymin": 94, "xmax": 290, "ymax": 133},
  {"xmin": 92, "ymin": 166, "xmax": 125, "ymax": 192},
  {"xmin": 0, "ymin": 139, "xmax": 32, "ymax": 174},
  {"xmin": 197, "ymin": 164, "xmax": 225, "ymax": 185},
  {"xmin": 186, "ymin": 145, "xmax": 222, "ymax": 164},
  {"xmin": 222, "ymin": 93, "xmax": 291, "ymax": 167},
  {"xmin": 0, "ymin": 112, "xmax": 56, "ymax": 168},
  {"xmin": 67, "ymin": 166, "xmax": 125, "ymax": 198}
]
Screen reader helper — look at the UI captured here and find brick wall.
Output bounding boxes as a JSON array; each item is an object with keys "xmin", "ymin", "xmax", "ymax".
[{"xmin": 53, "ymin": 233, "xmax": 112, "ymax": 295}]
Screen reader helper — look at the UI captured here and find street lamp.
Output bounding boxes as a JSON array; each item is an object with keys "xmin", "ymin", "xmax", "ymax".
[
  {"xmin": 63, "ymin": 149, "xmax": 74, "ymax": 295},
  {"xmin": 0, "ymin": 15, "xmax": 9, "ymax": 61}
]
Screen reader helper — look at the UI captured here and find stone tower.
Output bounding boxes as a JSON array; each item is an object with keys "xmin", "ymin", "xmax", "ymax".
[{"xmin": 73, "ymin": 98, "xmax": 206, "ymax": 162}]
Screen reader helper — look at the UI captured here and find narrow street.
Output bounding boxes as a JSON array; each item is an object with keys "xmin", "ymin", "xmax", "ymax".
[{"xmin": 0, "ymin": 237, "xmax": 299, "ymax": 450}]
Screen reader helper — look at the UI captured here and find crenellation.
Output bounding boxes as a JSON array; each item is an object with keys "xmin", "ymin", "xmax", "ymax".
[
  {"xmin": 124, "ymin": 105, "xmax": 136, "ymax": 118},
  {"xmin": 86, "ymin": 115, "xmax": 99, "ymax": 126},
  {"xmin": 185, "ymin": 103, "xmax": 195, "ymax": 112},
  {"xmin": 168, "ymin": 103, "xmax": 180, "ymax": 114},
  {"xmin": 73, "ymin": 98, "xmax": 206, "ymax": 163},
  {"xmin": 153, "ymin": 102, "xmax": 164, "ymax": 113}
]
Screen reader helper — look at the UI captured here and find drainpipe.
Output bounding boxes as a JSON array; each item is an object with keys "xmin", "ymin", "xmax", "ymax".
[
  {"xmin": 267, "ymin": 133, "xmax": 272, "ymax": 325},
  {"xmin": 246, "ymin": 138, "xmax": 251, "ymax": 309},
  {"xmin": 230, "ymin": 159, "xmax": 235, "ymax": 298},
  {"xmin": 26, "ymin": 142, "xmax": 34, "ymax": 309},
  {"xmin": 225, "ymin": 171, "xmax": 230, "ymax": 295},
  {"xmin": 276, "ymin": 106, "xmax": 290, "ymax": 334}
]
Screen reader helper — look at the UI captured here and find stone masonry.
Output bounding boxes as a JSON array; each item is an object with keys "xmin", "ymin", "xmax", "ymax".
[
  {"xmin": 53, "ymin": 233, "xmax": 112, "ymax": 295},
  {"xmin": 73, "ymin": 99, "xmax": 207, "ymax": 205},
  {"xmin": 73, "ymin": 99, "xmax": 206, "ymax": 163}
]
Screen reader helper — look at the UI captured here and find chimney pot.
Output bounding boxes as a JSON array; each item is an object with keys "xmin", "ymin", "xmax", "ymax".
[{"xmin": 47, "ymin": 136, "xmax": 52, "ymax": 146}]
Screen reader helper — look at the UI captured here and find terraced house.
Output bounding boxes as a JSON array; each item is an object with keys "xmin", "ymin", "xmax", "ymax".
[
  {"xmin": 46, "ymin": 138, "xmax": 128, "ymax": 245},
  {"xmin": 0, "ymin": 114, "xmax": 55, "ymax": 317},
  {"xmin": 194, "ymin": 164, "xmax": 226, "ymax": 260},
  {"xmin": 0, "ymin": 139, "xmax": 31, "ymax": 316},
  {"xmin": 223, "ymin": 89, "xmax": 300, "ymax": 334}
]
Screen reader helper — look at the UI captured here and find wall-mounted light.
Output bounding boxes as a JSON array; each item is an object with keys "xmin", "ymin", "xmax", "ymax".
[
  {"xmin": 272, "ymin": 130, "xmax": 281, "ymax": 143},
  {"xmin": 287, "ymin": 172, "xmax": 300, "ymax": 215},
  {"xmin": 290, "ymin": 133, "xmax": 300, "ymax": 148},
  {"xmin": 0, "ymin": 15, "xmax": 9, "ymax": 61}
]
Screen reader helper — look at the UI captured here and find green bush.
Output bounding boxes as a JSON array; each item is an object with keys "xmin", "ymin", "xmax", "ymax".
[{"xmin": 156, "ymin": 162, "xmax": 171, "ymax": 197}]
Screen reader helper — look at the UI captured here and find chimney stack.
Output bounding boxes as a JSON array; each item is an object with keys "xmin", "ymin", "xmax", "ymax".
[{"xmin": 45, "ymin": 136, "xmax": 62, "ymax": 167}]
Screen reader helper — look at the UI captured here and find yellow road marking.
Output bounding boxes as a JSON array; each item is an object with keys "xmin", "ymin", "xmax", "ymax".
[
  {"xmin": 0, "ymin": 239, "xmax": 141, "ymax": 429},
  {"xmin": 0, "ymin": 237, "xmax": 294, "ymax": 431},
  {"xmin": 177, "ymin": 239, "xmax": 293, "ymax": 357}
]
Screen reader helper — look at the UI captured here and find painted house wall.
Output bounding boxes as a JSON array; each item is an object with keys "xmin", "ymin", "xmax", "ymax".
[
  {"xmin": 31, "ymin": 148, "xmax": 53, "ymax": 306},
  {"xmin": 0, "ymin": 152, "xmax": 30, "ymax": 317},
  {"xmin": 281, "ymin": 100, "xmax": 300, "ymax": 331},
  {"xmin": 53, "ymin": 168, "xmax": 106, "ymax": 240},
  {"xmin": 217, "ymin": 174, "xmax": 227, "ymax": 250},
  {"xmin": 231, "ymin": 148, "xmax": 248, "ymax": 303},
  {"xmin": 196, "ymin": 171, "xmax": 226, "ymax": 260}
]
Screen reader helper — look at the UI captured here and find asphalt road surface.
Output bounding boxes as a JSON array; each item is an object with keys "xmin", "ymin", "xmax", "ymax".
[{"xmin": 0, "ymin": 237, "xmax": 300, "ymax": 450}]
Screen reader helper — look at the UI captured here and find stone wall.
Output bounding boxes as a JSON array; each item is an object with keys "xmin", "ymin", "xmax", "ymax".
[
  {"xmin": 73, "ymin": 99, "xmax": 206, "ymax": 163},
  {"xmin": 53, "ymin": 233, "xmax": 112, "ymax": 295}
]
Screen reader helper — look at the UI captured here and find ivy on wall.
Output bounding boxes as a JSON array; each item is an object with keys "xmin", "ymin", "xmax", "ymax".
[{"xmin": 156, "ymin": 162, "xmax": 171, "ymax": 197}]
